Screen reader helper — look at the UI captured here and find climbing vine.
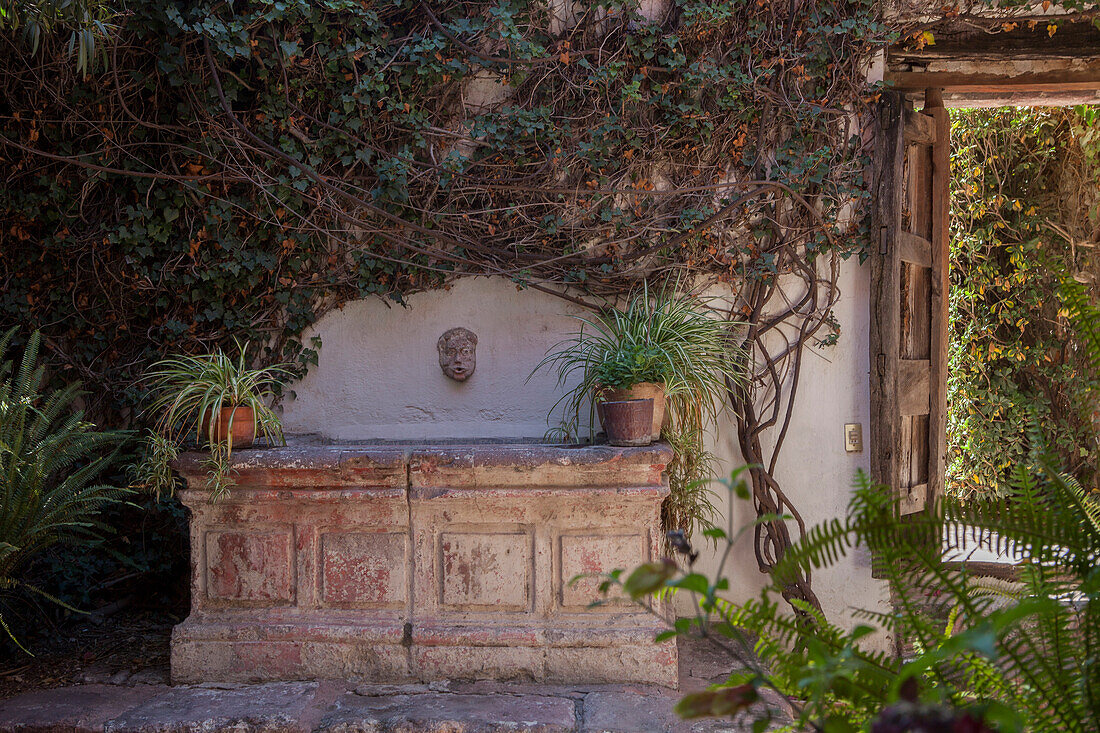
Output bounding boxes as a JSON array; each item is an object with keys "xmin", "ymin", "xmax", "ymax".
[
  {"xmin": 2, "ymin": 0, "xmax": 1097, "ymax": 617},
  {"xmin": 949, "ymin": 106, "xmax": 1100, "ymax": 500}
]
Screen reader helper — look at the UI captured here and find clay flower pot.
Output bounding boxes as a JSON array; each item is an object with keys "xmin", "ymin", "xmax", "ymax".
[
  {"xmin": 597, "ymin": 398, "xmax": 655, "ymax": 447},
  {"xmin": 199, "ymin": 405, "xmax": 256, "ymax": 448},
  {"xmin": 599, "ymin": 382, "xmax": 665, "ymax": 441}
]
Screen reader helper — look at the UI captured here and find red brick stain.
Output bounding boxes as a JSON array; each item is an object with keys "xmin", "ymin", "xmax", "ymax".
[
  {"xmin": 209, "ymin": 533, "xmax": 286, "ymax": 601},
  {"xmin": 579, "ymin": 546, "xmax": 603, "ymax": 575},
  {"xmin": 324, "ymin": 552, "xmax": 391, "ymax": 604}
]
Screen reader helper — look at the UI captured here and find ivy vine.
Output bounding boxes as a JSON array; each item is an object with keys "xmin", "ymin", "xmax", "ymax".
[
  {"xmin": 2, "ymin": 0, "xmax": 1097, "ymax": 618},
  {"xmin": 949, "ymin": 106, "xmax": 1100, "ymax": 500}
]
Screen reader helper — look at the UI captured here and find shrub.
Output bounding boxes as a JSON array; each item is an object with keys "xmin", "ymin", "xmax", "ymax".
[
  {"xmin": 0, "ymin": 329, "xmax": 128, "ymax": 651},
  {"xmin": 949, "ymin": 107, "xmax": 1100, "ymax": 499}
]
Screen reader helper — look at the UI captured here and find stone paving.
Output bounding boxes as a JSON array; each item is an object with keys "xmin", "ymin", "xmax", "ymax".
[{"xmin": 0, "ymin": 639, "xmax": 791, "ymax": 732}]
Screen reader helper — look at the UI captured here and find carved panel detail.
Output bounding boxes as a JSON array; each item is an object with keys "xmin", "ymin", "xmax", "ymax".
[
  {"xmin": 439, "ymin": 531, "xmax": 530, "ymax": 611},
  {"xmin": 560, "ymin": 534, "xmax": 645, "ymax": 609},
  {"xmin": 321, "ymin": 531, "xmax": 408, "ymax": 608},
  {"xmin": 205, "ymin": 529, "xmax": 294, "ymax": 604}
]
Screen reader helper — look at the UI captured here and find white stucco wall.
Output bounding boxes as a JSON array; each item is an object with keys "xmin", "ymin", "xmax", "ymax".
[
  {"xmin": 693, "ymin": 260, "xmax": 887, "ymax": 626},
  {"xmin": 281, "ymin": 278, "xmax": 592, "ymax": 440},
  {"xmin": 281, "ymin": 267, "xmax": 889, "ymax": 635}
]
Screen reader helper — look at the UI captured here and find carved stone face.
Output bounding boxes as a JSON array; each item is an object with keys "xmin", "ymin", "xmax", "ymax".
[{"xmin": 437, "ymin": 327, "xmax": 477, "ymax": 381}]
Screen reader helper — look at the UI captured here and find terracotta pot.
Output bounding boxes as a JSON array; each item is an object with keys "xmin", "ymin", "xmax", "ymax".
[
  {"xmin": 199, "ymin": 405, "xmax": 256, "ymax": 448},
  {"xmin": 599, "ymin": 382, "xmax": 665, "ymax": 441},
  {"xmin": 597, "ymin": 398, "xmax": 655, "ymax": 447}
]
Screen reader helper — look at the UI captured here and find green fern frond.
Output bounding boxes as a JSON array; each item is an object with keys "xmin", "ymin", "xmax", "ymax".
[{"xmin": 0, "ymin": 330, "xmax": 128, "ymax": 653}]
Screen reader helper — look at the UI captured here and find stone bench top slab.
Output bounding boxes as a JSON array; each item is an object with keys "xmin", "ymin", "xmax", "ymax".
[
  {"xmin": 175, "ymin": 440, "xmax": 674, "ymax": 470},
  {"xmin": 173, "ymin": 441, "xmax": 674, "ymax": 491}
]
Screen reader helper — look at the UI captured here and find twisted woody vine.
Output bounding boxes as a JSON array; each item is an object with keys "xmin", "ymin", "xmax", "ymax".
[{"xmin": 1, "ymin": 0, "xmax": 1096, "ymax": 616}]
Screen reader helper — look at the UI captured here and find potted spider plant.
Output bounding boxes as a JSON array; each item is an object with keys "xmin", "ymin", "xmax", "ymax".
[
  {"xmin": 593, "ymin": 342, "xmax": 669, "ymax": 442},
  {"xmin": 533, "ymin": 285, "xmax": 746, "ymax": 535},
  {"xmin": 534, "ymin": 285, "xmax": 742, "ymax": 443},
  {"xmin": 132, "ymin": 343, "xmax": 292, "ymax": 500}
]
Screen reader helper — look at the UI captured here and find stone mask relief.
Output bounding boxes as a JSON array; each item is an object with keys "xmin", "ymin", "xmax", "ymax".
[{"xmin": 438, "ymin": 327, "xmax": 477, "ymax": 382}]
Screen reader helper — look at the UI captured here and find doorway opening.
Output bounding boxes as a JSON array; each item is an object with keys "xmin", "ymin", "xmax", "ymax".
[
  {"xmin": 945, "ymin": 104, "xmax": 1100, "ymax": 503},
  {"xmin": 871, "ymin": 91, "xmax": 1099, "ymax": 520}
]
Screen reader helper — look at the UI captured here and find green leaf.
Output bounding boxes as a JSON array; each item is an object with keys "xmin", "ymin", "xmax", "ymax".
[
  {"xmin": 674, "ymin": 685, "xmax": 758, "ymax": 719},
  {"xmin": 622, "ymin": 559, "xmax": 677, "ymax": 599},
  {"xmin": 671, "ymin": 572, "xmax": 709, "ymax": 594}
]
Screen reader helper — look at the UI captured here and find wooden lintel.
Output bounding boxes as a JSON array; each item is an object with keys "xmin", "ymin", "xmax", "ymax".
[
  {"xmin": 889, "ymin": 20, "xmax": 1100, "ymax": 63},
  {"xmin": 887, "ymin": 69, "xmax": 1100, "ymax": 93}
]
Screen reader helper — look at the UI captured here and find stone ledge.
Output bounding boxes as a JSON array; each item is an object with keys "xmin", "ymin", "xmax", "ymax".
[
  {"xmin": 408, "ymin": 443, "xmax": 673, "ymax": 489},
  {"xmin": 173, "ymin": 442, "xmax": 674, "ymax": 492},
  {"xmin": 0, "ymin": 684, "xmax": 160, "ymax": 733},
  {"xmin": 0, "ymin": 680, "xmax": 781, "ymax": 733},
  {"xmin": 318, "ymin": 690, "xmax": 577, "ymax": 733},
  {"xmin": 175, "ymin": 446, "xmax": 408, "ymax": 490}
]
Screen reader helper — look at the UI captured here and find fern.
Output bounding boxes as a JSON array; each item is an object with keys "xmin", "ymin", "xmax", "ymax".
[
  {"xmin": 607, "ymin": 273, "xmax": 1100, "ymax": 729},
  {"xmin": 656, "ymin": 465, "xmax": 1099, "ymax": 730},
  {"xmin": 0, "ymin": 329, "xmax": 128, "ymax": 652}
]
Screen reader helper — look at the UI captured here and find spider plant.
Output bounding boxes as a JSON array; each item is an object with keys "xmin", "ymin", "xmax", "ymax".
[
  {"xmin": 135, "ymin": 342, "xmax": 292, "ymax": 500},
  {"xmin": 535, "ymin": 285, "xmax": 744, "ymax": 433},
  {"xmin": 533, "ymin": 284, "xmax": 747, "ymax": 537},
  {"xmin": 127, "ymin": 431, "xmax": 180, "ymax": 500}
]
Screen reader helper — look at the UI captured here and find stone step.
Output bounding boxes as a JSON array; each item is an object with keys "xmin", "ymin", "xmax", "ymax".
[{"xmin": 0, "ymin": 681, "xmax": 779, "ymax": 733}]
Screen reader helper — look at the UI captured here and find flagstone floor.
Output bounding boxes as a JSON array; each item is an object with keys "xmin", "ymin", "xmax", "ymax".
[{"xmin": 0, "ymin": 635, "xmax": 791, "ymax": 732}]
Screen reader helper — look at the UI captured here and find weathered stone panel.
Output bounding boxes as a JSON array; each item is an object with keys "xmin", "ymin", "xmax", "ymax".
[
  {"xmin": 439, "ymin": 531, "xmax": 531, "ymax": 611},
  {"xmin": 320, "ymin": 531, "xmax": 408, "ymax": 608},
  {"xmin": 205, "ymin": 529, "xmax": 294, "ymax": 605},
  {"xmin": 559, "ymin": 533, "xmax": 644, "ymax": 609},
  {"xmin": 171, "ymin": 442, "xmax": 677, "ymax": 686}
]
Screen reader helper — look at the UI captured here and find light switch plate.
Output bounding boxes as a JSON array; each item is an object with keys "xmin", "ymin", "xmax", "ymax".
[{"xmin": 844, "ymin": 423, "xmax": 863, "ymax": 453}]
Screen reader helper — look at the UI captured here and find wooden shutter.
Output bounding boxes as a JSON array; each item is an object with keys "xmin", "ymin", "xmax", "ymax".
[{"xmin": 870, "ymin": 89, "xmax": 950, "ymax": 516}]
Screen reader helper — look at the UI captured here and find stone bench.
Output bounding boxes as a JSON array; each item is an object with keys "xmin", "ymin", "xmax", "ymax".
[{"xmin": 170, "ymin": 442, "xmax": 677, "ymax": 686}]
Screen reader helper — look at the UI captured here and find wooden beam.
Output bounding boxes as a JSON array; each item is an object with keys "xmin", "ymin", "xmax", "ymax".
[
  {"xmin": 869, "ymin": 92, "xmax": 906, "ymax": 511},
  {"xmin": 941, "ymin": 90, "xmax": 1100, "ymax": 108},
  {"xmin": 940, "ymin": 560, "xmax": 1076, "ymax": 585},
  {"xmin": 898, "ymin": 231, "xmax": 932, "ymax": 267},
  {"xmin": 926, "ymin": 88, "xmax": 950, "ymax": 518},
  {"xmin": 887, "ymin": 68, "xmax": 1100, "ymax": 93},
  {"xmin": 940, "ymin": 561, "xmax": 1024, "ymax": 583},
  {"xmin": 903, "ymin": 109, "xmax": 936, "ymax": 145},
  {"xmin": 890, "ymin": 19, "xmax": 1100, "ymax": 63},
  {"xmin": 899, "ymin": 482, "xmax": 928, "ymax": 516},
  {"xmin": 898, "ymin": 360, "xmax": 931, "ymax": 416}
]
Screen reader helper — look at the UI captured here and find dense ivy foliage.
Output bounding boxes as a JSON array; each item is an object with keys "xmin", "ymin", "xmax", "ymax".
[
  {"xmin": 4, "ymin": 0, "xmax": 1098, "ymax": 622},
  {"xmin": 948, "ymin": 107, "xmax": 1100, "ymax": 500},
  {"xmin": 0, "ymin": 0, "xmax": 888, "ymax": 423}
]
